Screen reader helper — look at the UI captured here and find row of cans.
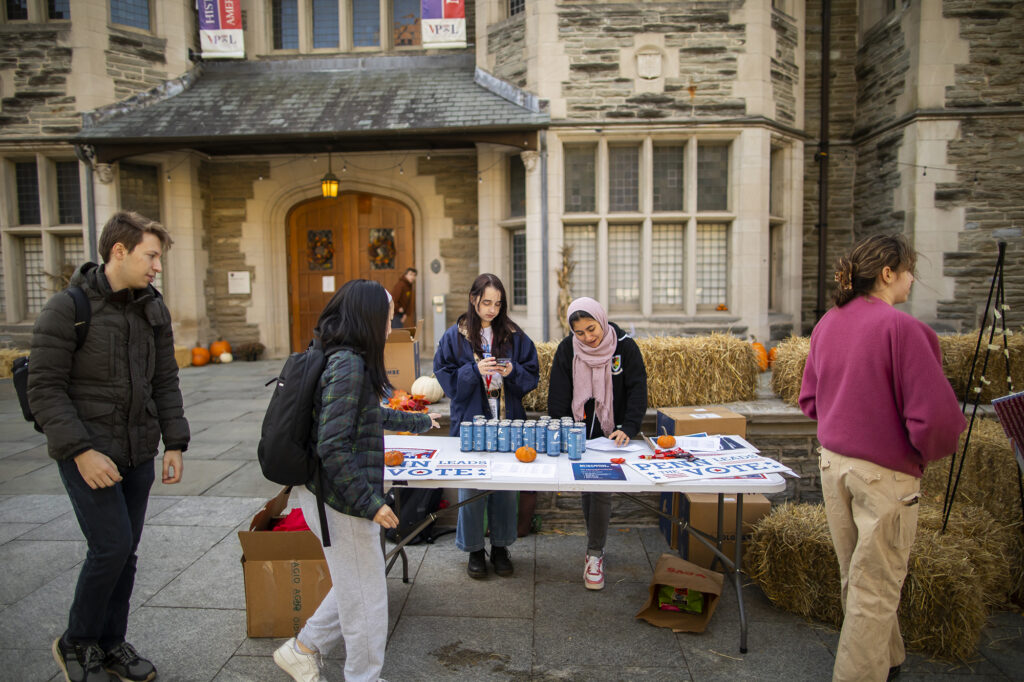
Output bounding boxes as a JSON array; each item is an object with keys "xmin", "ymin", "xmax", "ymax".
[{"xmin": 459, "ymin": 415, "xmax": 587, "ymax": 459}]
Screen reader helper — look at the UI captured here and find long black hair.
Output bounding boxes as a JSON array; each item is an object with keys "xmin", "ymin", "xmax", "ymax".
[
  {"xmin": 315, "ymin": 279, "xmax": 392, "ymax": 399},
  {"xmin": 459, "ymin": 273, "xmax": 519, "ymax": 357}
]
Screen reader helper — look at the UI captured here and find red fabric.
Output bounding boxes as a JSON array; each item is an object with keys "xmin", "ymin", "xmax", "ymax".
[{"xmin": 272, "ymin": 507, "xmax": 310, "ymax": 532}]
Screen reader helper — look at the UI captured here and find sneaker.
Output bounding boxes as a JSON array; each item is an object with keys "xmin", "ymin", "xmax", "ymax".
[
  {"xmin": 467, "ymin": 549, "xmax": 488, "ymax": 579},
  {"xmin": 584, "ymin": 553, "xmax": 605, "ymax": 590},
  {"xmin": 103, "ymin": 642, "xmax": 155, "ymax": 682},
  {"xmin": 490, "ymin": 546, "xmax": 513, "ymax": 577},
  {"xmin": 273, "ymin": 637, "xmax": 325, "ymax": 682},
  {"xmin": 52, "ymin": 637, "xmax": 114, "ymax": 682}
]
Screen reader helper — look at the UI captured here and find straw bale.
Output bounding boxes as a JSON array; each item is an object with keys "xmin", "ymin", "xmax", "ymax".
[
  {"xmin": 939, "ymin": 332, "xmax": 1024, "ymax": 403},
  {"xmin": 0, "ymin": 349, "xmax": 30, "ymax": 379},
  {"xmin": 521, "ymin": 333, "xmax": 759, "ymax": 411},
  {"xmin": 769, "ymin": 336, "xmax": 809, "ymax": 407}
]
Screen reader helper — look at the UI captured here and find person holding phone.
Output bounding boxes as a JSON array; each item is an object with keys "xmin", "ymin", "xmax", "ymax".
[
  {"xmin": 433, "ymin": 274, "xmax": 539, "ymax": 579},
  {"xmin": 547, "ymin": 297, "xmax": 648, "ymax": 590}
]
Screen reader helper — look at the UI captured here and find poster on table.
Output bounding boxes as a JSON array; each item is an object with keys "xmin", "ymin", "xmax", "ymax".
[
  {"xmin": 421, "ymin": 0, "xmax": 466, "ymax": 49},
  {"xmin": 198, "ymin": 0, "xmax": 244, "ymax": 59},
  {"xmin": 626, "ymin": 452, "xmax": 794, "ymax": 484},
  {"xmin": 385, "ymin": 451, "xmax": 491, "ymax": 481}
]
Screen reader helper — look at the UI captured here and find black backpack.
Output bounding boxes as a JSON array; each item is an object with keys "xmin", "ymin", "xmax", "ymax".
[
  {"xmin": 257, "ymin": 339, "xmax": 338, "ymax": 545},
  {"xmin": 12, "ymin": 287, "xmax": 91, "ymax": 433},
  {"xmin": 385, "ymin": 488, "xmax": 452, "ymax": 545}
]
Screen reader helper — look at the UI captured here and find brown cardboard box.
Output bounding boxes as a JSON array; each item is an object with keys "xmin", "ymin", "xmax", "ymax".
[
  {"xmin": 656, "ymin": 406, "xmax": 747, "ymax": 438},
  {"xmin": 681, "ymin": 492, "xmax": 772, "ymax": 569},
  {"xmin": 384, "ymin": 319, "xmax": 422, "ymax": 393},
  {"xmin": 238, "ymin": 488, "xmax": 332, "ymax": 638},
  {"xmin": 636, "ymin": 553, "xmax": 723, "ymax": 633}
]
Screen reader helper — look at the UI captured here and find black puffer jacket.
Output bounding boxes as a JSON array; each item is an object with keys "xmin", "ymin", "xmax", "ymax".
[{"xmin": 27, "ymin": 262, "xmax": 190, "ymax": 468}]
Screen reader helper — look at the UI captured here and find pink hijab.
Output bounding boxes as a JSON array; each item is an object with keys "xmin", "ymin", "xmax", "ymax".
[{"xmin": 568, "ymin": 297, "xmax": 616, "ymax": 435}]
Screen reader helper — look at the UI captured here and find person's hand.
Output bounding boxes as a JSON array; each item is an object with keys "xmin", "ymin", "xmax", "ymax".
[
  {"xmin": 162, "ymin": 450, "xmax": 183, "ymax": 484},
  {"xmin": 477, "ymin": 357, "xmax": 499, "ymax": 375},
  {"xmin": 373, "ymin": 504, "xmax": 399, "ymax": 529},
  {"xmin": 497, "ymin": 361, "xmax": 513, "ymax": 377},
  {"xmin": 609, "ymin": 430, "xmax": 631, "ymax": 447},
  {"xmin": 427, "ymin": 413, "xmax": 441, "ymax": 430},
  {"xmin": 74, "ymin": 449, "xmax": 122, "ymax": 489}
]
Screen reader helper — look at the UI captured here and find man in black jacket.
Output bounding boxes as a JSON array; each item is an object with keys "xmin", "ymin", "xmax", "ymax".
[{"xmin": 28, "ymin": 211, "xmax": 190, "ymax": 682}]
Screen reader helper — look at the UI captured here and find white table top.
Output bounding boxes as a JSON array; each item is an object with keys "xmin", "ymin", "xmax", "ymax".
[{"xmin": 384, "ymin": 435, "xmax": 787, "ymax": 495}]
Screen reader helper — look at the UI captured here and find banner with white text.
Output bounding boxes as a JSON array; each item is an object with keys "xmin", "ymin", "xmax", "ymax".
[
  {"xmin": 422, "ymin": 0, "xmax": 466, "ymax": 49},
  {"xmin": 198, "ymin": 0, "xmax": 244, "ymax": 59}
]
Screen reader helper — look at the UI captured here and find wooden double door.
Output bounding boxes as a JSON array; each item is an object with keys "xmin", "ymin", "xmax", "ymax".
[{"xmin": 287, "ymin": 192, "xmax": 414, "ymax": 351}]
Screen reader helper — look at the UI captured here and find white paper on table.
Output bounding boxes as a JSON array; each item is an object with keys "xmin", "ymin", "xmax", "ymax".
[
  {"xmin": 585, "ymin": 437, "xmax": 647, "ymax": 453},
  {"xmin": 626, "ymin": 453, "xmax": 796, "ymax": 483},
  {"xmin": 679, "ymin": 436, "xmax": 722, "ymax": 451},
  {"xmin": 491, "ymin": 461, "xmax": 557, "ymax": 480}
]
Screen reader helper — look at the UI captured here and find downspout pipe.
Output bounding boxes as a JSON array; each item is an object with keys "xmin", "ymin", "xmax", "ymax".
[
  {"xmin": 73, "ymin": 145, "xmax": 98, "ymax": 263},
  {"xmin": 540, "ymin": 130, "xmax": 550, "ymax": 341},
  {"xmin": 814, "ymin": 0, "xmax": 831, "ymax": 322}
]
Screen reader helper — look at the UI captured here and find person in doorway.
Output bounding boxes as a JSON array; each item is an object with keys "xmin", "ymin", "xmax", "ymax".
[
  {"xmin": 799, "ymin": 233, "xmax": 966, "ymax": 682},
  {"xmin": 273, "ymin": 280, "xmax": 440, "ymax": 682},
  {"xmin": 389, "ymin": 267, "xmax": 417, "ymax": 329},
  {"xmin": 433, "ymin": 274, "xmax": 539, "ymax": 579},
  {"xmin": 547, "ymin": 297, "xmax": 647, "ymax": 590},
  {"xmin": 28, "ymin": 211, "xmax": 189, "ymax": 682}
]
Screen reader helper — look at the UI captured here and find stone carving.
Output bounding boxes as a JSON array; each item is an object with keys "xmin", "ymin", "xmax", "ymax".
[
  {"xmin": 636, "ymin": 48, "xmax": 663, "ymax": 80},
  {"xmin": 520, "ymin": 150, "xmax": 539, "ymax": 173},
  {"xmin": 95, "ymin": 163, "xmax": 114, "ymax": 184}
]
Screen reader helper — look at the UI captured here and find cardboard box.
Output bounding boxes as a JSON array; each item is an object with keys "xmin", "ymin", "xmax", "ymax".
[
  {"xmin": 656, "ymin": 406, "xmax": 747, "ymax": 439},
  {"xmin": 636, "ymin": 553, "xmax": 723, "ymax": 633},
  {"xmin": 680, "ymin": 492, "xmax": 771, "ymax": 569},
  {"xmin": 385, "ymin": 319, "xmax": 422, "ymax": 393},
  {"xmin": 238, "ymin": 488, "xmax": 332, "ymax": 638}
]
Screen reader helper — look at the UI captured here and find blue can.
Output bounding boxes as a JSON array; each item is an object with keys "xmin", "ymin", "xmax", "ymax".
[
  {"xmin": 497, "ymin": 420, "xmax": 512, "ymax": 452},
  {"xmin": 546, "ymin": 422, "xmax": 561, "ymax": 456},
  {"xmin": 523, "ymin": 421, "xmax": 537, "ymax": 450},
  {"xmin": 534, "ymin": 422, "xmax": 546, "ymax": 453},
  {"xmin": 473, "ymin": 421, "xmax": 485, "ymax": 451},
  {"xmin": 460, "ymin": 422, "xmax": 474, "ymax": 452},
  {"xmin": 485, "ymin": 420, "xmax": 499, "ymax": 452},
  {"xmin": 560, "ymin": 420, "xmax": 571, "ymax": 452},
  {"xmin": 510, "ymin": 422, "xmax": 523, "ymax": 451},
  {"xmin": 568, "ymin": 426, "xmax": 585, "ymax": 460}
]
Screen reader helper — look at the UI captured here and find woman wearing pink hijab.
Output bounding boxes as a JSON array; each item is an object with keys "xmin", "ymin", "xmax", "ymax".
[{"xmin": 547, "ymin": 297, "xmax": 648, "ymax": 589}]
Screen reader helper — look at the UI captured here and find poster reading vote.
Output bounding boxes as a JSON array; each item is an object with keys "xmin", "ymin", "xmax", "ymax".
[
  {"xmin": 422, "ymin": 0, "xmax": 466, "ymax": 49},
  {"xmin": 198, "ymin": 0, "xmax": 244, "ymax": 58},
  {"xmin": 385, "ymin": 452, "xmax": 490, "ymax": 481}
]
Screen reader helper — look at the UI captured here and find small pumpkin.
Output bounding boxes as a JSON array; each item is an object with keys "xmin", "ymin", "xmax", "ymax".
[
  {"xmin": 751, "ymin": 337, "xmax": 769, "ymax": 372},
  {"xmin": 515, "ymin": 446, "xmax": 537, "ymax": 463},
  {"xmin": 767, "ymin": 346, "xmax": 778, "ymax": 368},
  {"xmin": 191, "ymin": 346, "xmax": 211, "ymax": 367},
  {"xmin": 384, "ymin": 450, "xmax": 405, "ymax": 467},
  {"xmin": 210, "ymin": 339, "xmax": 232, "ymax": 358},
  {"xmin": 219, "ymin": 352, "xmax": 234, "ymax": 364},
  {"xmin": 410, "ymin": 375, "xmax": 445, "ymax": 404},
  {"xmin": 656, "ymin": 434, "xmax": 676, "ymax": 449}
]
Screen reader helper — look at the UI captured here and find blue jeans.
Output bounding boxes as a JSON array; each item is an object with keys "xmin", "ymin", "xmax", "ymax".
[
  {"xmin": 455, "ymin": 488, "xmax": 517, "ymax": 552},
  {"xmin": 58, "ymin": 458, "xmax": 154, "ymax": 648}
]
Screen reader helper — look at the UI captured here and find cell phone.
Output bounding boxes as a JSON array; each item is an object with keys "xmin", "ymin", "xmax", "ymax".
[{"xmin": 495, "ymin": 358, "xmax": 511, "ymax": 367}]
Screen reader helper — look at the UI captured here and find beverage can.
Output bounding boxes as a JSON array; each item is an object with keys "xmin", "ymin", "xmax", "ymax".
[
  {"xmin": 568, "ymin": 426, "xmax": 585, "ymax": 460},
  {"xmin": 510, "ymin": 422, "xmax": 523, "ymax": 451},
  {"xmin": 560, "ymin": 420, "xmax": 570, "ymax": 452},
  {"xmin": 523, "ymin": 421, "xmax": 537, "ymax": 450},
  {"xmin": 460, "ymin": 422, "xmax": 474, "ymax": 452},
  {"xmin": 497, "ymin": 420, "xmax": 512, "ymax": 452},
  {"xmin": 546, "ymin": 422, "xmax": 561, "ymax": 456},
  {"xmin": 485, "ymin": 420, "xmax": 499, "ymax": 452}
]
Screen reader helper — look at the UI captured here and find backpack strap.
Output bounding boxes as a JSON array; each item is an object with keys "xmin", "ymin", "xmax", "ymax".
[
  {"xmin": 316, "ymin": 468, "xmax": 331, "ymax": 548},
  {"xmin": 66, "ymin": 286, "xmax": 91, "ymax": 350}
]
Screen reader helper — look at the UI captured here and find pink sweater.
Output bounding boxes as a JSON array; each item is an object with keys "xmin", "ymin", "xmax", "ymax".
[{"xmin": 799, "ymin": 296, "xmax": 966, "ymax": 477}]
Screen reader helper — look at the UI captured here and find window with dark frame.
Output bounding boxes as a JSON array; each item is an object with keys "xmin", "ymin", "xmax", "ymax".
[
  {"xmin": 48, "ymin": 0, "xmax": 69, "ymax": 19},
  {"xmin": 272, "ymin": 0, "xmax": 299, "ymax": 49},
  {"xmin": 392, "ymin": 0, "xmax": 421, "ymax": 46},
  {"xmin": 312, "ymin": 0, "xmax": 340, "ymax": 48},
  {"xmin": 56, "ymin": 161, "xmax": 82, "ymax": 225},
  {"xmin": 511, "ymin": 229, "xmax": 527, "ymax": 307},
  {"xmin": 509, "ymin": 0, "xmax": 525, "ymax": 16},
  {"xmin": 608, "ymin": 146, "xmax": 639, "ymax": 213},
  {"xmin": 22, "ymin": 236, "xmax": 46, "ymax": 315},
  {"xmin": 5, "ymin": 0, "xmax": 28, "ymax": 20},
  {"xmin": 564, "ymin": 146, "xmax": 596, "ymax": 213},
  {"xmin": 15, "ymin": 161, "xmax": 41, "ymax": 225},
  {"xmin": 653, "ymin": 144, "xmax": 685, "ymax": 211},
  {"xmin": 697, "ymin": 143, "xmax": 729, "ymax": 212},
  {"xmin": 110, "ymin": 0, "xmax": 150, "ymax": 30},
  {"xmin": 509, "ymin": 155, "xmax": 525, "ymax": 218},
  {"xmin": 564, "ymin": 224, "xmax": 597, "ymax": 299},
  {"xmin": 352, "ymin": 0, "xmax": 380, "ymax": 46}
]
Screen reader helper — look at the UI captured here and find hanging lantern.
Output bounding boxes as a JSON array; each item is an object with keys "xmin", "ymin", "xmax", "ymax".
[{"xmin": 321, "ymin": 151, "xmax": 339, "ymax": 198}]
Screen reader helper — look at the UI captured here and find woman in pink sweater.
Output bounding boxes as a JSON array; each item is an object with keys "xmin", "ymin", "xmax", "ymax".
[{"xmin": 799, "ymin": 234, "xmax": 966, "ymax": 682}]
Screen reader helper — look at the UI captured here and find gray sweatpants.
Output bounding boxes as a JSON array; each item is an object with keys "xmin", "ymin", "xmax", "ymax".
[
  {"xmin": 581, "ymin": 491, "xmax": 612, "ymax": 554},
  {"xmin": 296, "ymin": 487, "xmax": 388, "ymax": 682}
]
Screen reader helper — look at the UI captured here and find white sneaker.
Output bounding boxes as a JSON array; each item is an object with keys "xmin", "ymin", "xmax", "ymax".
[
  {"xmin": 273, "ymin": 637, "xmax": 325, "ymax": 682},
  {"xmin": 584, "ymin": 553, "xmax": 605, "ymax": 590}
]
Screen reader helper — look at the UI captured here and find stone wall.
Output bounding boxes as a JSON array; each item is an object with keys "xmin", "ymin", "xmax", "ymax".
[
  {"xmin": 105, "ymin": 26, "xmax": 168, "ymax": 101},
  {"xmin": 853, "ymin": 131, "xmax": 905, "ymax": 238},
  {"xmin": 487, "ymin": 13, "xmax": 527, "ymax": 88},
  {"xmin": 199, "ymin": 160, "xmax": 266, "ymax": 345},
  {"xmin": 556, "ymin": 1, "xmax": 745, "ymax": 121},
  {"xmin": 852, "ymin": 14, "xmax": 908, "ymax": 138},
  {"xmin": 417, "ymin": 155, "xmax": 479, "ymax": 327},
  {"xmin": 0, "ymin": 26, "xmax": 76, "ymax": 136},
  {"xmin": 770, "ymin": 8, "xmax": 799, "ymax": 127}
]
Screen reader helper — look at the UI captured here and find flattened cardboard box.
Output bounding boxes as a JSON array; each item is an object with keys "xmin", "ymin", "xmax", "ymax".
[
  {"xmin": 681, "ymin": 493, "xmax": 772, "ymax": 569},
  {"xmin": 636, "ymin": 553, "xmax": 724, "ymax": 633},
  {"xmin": 384, "ymin": 318, "xmax": 422, "ymax": 393},
  {"xmin": 238, "ymin": 487, "xmax": 332, "ymax": 638},
  {"xmin": 656, "ymin": 406, "xmax": 747, "ymax": 438}
]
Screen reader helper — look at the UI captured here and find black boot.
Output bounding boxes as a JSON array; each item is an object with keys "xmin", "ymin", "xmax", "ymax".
[
  {"xmin": 467, "ymin": 549, "xmax": 488, "ymax": 579},
  {"xmin": 491, "ymin": 546, "xmax": 514, "ymax": 577}
]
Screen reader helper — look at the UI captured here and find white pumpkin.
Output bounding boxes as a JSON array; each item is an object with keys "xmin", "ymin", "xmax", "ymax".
[
  {"xmin": 410, "ymin": 375, "xmax": 445, "ymax": 403},
  {"xmin": 219, "ymin": 352, "xmax": 234, "ymax": 364}
]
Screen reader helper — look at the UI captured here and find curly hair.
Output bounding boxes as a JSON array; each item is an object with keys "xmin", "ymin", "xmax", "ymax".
[{"xmin": 833, "ymin": 233, "xmax": 916, "ymax": 307}]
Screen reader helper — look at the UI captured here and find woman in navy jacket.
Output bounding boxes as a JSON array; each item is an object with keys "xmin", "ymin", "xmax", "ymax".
[
  {"xmin": 548, "ymin": 297, "xmax": 647, "ymax": 590},
  {"xmin": 433, "ymin": 274, "xmax": 539, "ymax": 579}
]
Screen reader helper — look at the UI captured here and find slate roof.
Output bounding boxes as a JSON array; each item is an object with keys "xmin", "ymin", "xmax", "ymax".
[{"xmin": 75, "ymin": 54, "xmax": 548, "ymax": 157}]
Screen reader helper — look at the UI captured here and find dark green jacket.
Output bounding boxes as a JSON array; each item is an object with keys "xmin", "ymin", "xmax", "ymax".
[
  {"xmin": 308, "ymin": 349, "xmax": 432, "ymax": 520},
  {"xmin": 27, "ymin": 263, "xmax": 190, "ymax": 468}
]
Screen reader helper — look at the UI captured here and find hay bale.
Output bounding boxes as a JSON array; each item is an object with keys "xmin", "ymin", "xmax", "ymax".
[
  {"xmin": 522, "ymin": 333, "xmax": 759, "ymax": 411},
  {"xmin": 746, "ymin": 501, "xmax": 1007, "ymax": 662},
  {"xmin": 939, "ymin": 332, "xmax": 1024, "ymax": 403},
  {"xmin": 769, "ymin": 336, "xmax": 809, "ymax": 407},
  {"xmin": 0, "ymin": 348, "xmax": 30, "ymax": 379}
]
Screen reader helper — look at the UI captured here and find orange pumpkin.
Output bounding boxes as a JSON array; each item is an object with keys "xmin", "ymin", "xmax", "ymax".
[
  {"xmin": 191, "ymin": 347, "xmax": 211, "ymax": 366},
  {"xmin": 751, "ymin": 338, "xmax": 769, "ymax": 372},
  {"xmin": 210, "ymin": 339, "xmax": 232, "ymax": 357},
  {"xmin": 767, "ymin": 346, "xmax": 778, "ymax": 368},
  {"xmin": 656, "ymin": 434, "xmax": 676, "ymax": 449},
  {"xmin": 515, "ymin": 446, "xmax": 537, "ymax": 463},
  {"xmin": 384, "ymin": 450, "xmax": 405, "ymax": 467}
]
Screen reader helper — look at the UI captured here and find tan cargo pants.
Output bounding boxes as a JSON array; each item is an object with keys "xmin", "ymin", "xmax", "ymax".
[{"xmin": 819, "ymin": 447, "xmax": 921, "ymax": 682}]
